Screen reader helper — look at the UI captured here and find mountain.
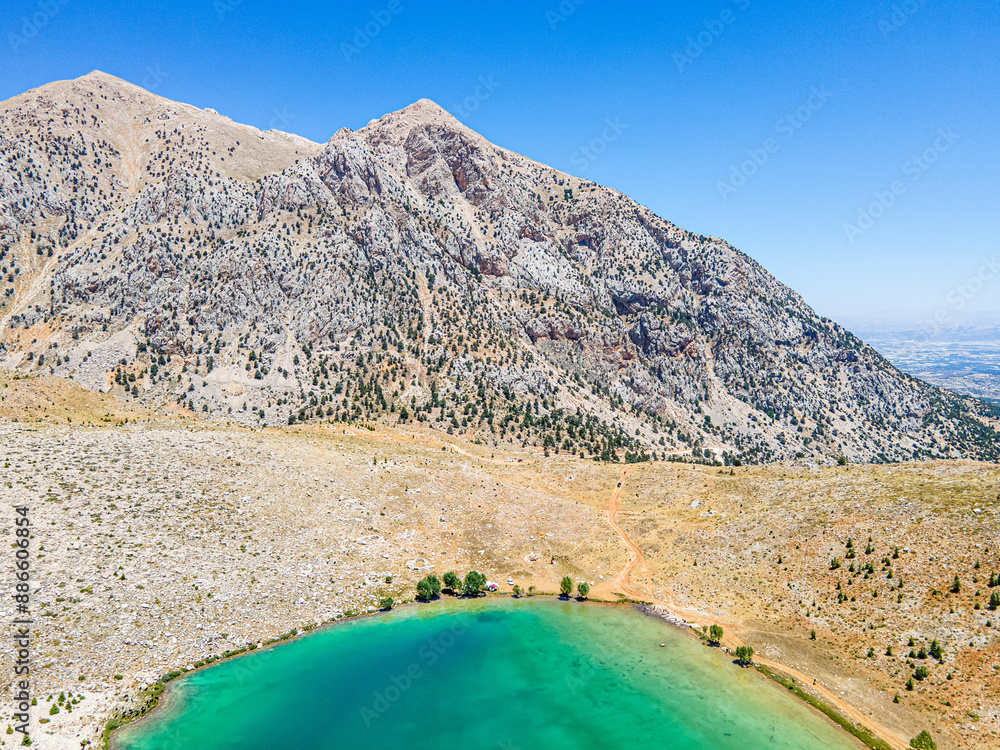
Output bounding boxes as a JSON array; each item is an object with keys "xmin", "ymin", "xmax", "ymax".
[{"xmin": 0, "ymin": 71, "xmax": 996, "ymax": 464}]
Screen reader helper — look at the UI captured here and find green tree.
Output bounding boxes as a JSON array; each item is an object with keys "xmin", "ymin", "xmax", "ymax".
[
  {"xmin": 988, "ymin": 590, "xmax": 1000, "ymax": 611},
  {"xmin": 950, "ymin": 575, "xmax": 961, "ymax": 594},
  {"xmin": 443, "ymin": 571, "xmax": 461, "ymax": 592},
  {"xmin": 909, "ymin": 730, "xmax": 937, "ymax": 749},
  {"xmin": 735, "ymin": 645, "xmax": 754, "ymax": 666},
  {"xmin": 928, "ymin": 640, "xmax": 943, "ymax": 662},
  {"xmin": 577, "ymin": 581, "xmax": 590, "ymax": 599},
  {"xmin": 560, "ymin": 576, "xmax": 573, "ymax": 598},
  {"xmin": 913, "ymin": 666, "xmax": 929, "ymax": 681},
  {"xmin": 512, "ymin": 584, "xmax": 523, "ymax": 597},
  {"xmin": 416, "ymin": 574, "xmax": 441, "ymax": 601},
  {"xmin": 462, "ymin": 570, "xmax": 486, "ymax": 597},
  {"xmin": 709, "ymin": 624, "xmax": 724, "ymax": 644},
  {"xmin": 379, "ymin": 596, "xmax": 394, "ymax": 611}
]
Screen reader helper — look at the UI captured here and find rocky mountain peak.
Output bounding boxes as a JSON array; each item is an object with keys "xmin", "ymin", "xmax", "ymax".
[
  {"xmin": 370, "ymin": 98, "xmax": 462, "ymax": 129},
  {"xmin": 0, "ymin": 75, "xmax": 996, "ymax": 465}
]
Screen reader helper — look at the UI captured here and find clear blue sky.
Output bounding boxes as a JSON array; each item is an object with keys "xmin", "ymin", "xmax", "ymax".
[{"xmin": 3, "ymin": 0, "xmax": 997, "ymax": 322}]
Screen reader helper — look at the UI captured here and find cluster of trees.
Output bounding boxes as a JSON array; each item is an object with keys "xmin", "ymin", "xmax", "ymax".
[
  {"xmin": 416, "ymin": 570, "xmax": 489, "ymax": 601},
  {"xmin": 415, "ymin": 572, "xmax": 595, "ymax": 602},
  {"xmin": 559, "ymin": 576, "xmax": 589, "ymax": 599},
  {"xmin": 899, "ymin": 637, "xmax": 947, "ymax": 691}
]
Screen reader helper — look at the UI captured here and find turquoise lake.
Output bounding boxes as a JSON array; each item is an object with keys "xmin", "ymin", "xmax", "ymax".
[{"xmin": 112, "ymin": 598, "xmax": 862, "ymax": 749}]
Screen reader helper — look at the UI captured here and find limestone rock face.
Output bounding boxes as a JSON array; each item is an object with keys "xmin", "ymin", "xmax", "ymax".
[{"xmin": 1, "ymin": 72, "xmax": 996, "ymax": 464}]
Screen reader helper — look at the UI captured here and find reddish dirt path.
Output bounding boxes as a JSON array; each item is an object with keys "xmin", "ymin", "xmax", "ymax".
[
  {"xmin": 605, "ymin": 468, "xmax": 644, "ymax": 598},
  {"xmin": 601, "ymin": 469, "xmax": 909, "ymax": 750}
]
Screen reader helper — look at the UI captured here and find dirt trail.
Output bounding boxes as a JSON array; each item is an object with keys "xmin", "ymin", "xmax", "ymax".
[
  {"xmin": 602, "ymin": 470, "xmax": 910, "ymax": 750},
  {"xmin": 605, "ymin": 468, "xmax": 642, "ymax": 597}
]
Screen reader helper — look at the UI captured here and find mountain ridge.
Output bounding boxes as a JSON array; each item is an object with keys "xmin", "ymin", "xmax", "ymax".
[{"xmin": 0, "ymin": 71, "xmax": 996, "ymax": 465}]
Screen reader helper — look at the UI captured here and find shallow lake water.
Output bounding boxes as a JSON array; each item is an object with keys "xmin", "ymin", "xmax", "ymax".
[{"xmin": 113, "ymin": 598, "xmax": 862, "ymax": 750}]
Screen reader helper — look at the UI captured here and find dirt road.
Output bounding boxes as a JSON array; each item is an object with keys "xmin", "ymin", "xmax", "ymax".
[{"xmin": 601, "ymin": 470, "xmax": 910, "ymax": 750}]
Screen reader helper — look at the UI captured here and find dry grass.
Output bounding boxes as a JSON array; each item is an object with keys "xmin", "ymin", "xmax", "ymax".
[
  {"xmin": 1, "ymin": 378, "xmax": 997, "ymax": 749},
  {"xmin": 0, "ymin": 369, "xmax": 159, "ymax": 425},
  {"xmin": 585, "ymin": 460, "xmax": 1000, "ymax": 749}
]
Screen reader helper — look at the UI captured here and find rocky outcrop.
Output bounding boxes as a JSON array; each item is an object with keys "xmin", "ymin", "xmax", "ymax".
[{"xmin": 1, "ymin": 72, "xmax": 996, "ymax": 465}]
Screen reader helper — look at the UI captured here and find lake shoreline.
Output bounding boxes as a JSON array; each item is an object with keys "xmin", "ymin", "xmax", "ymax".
[
  {"xmin": 106, "ymin": 594, "xmax": 625, "ymax": 748},
  {"xmin": 106, "ymin": 595, "xmax": 877, "ymax": 750},
  {"xmin": 635, "ymin": 603, "xmax": 884, "ymax": 749}
]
